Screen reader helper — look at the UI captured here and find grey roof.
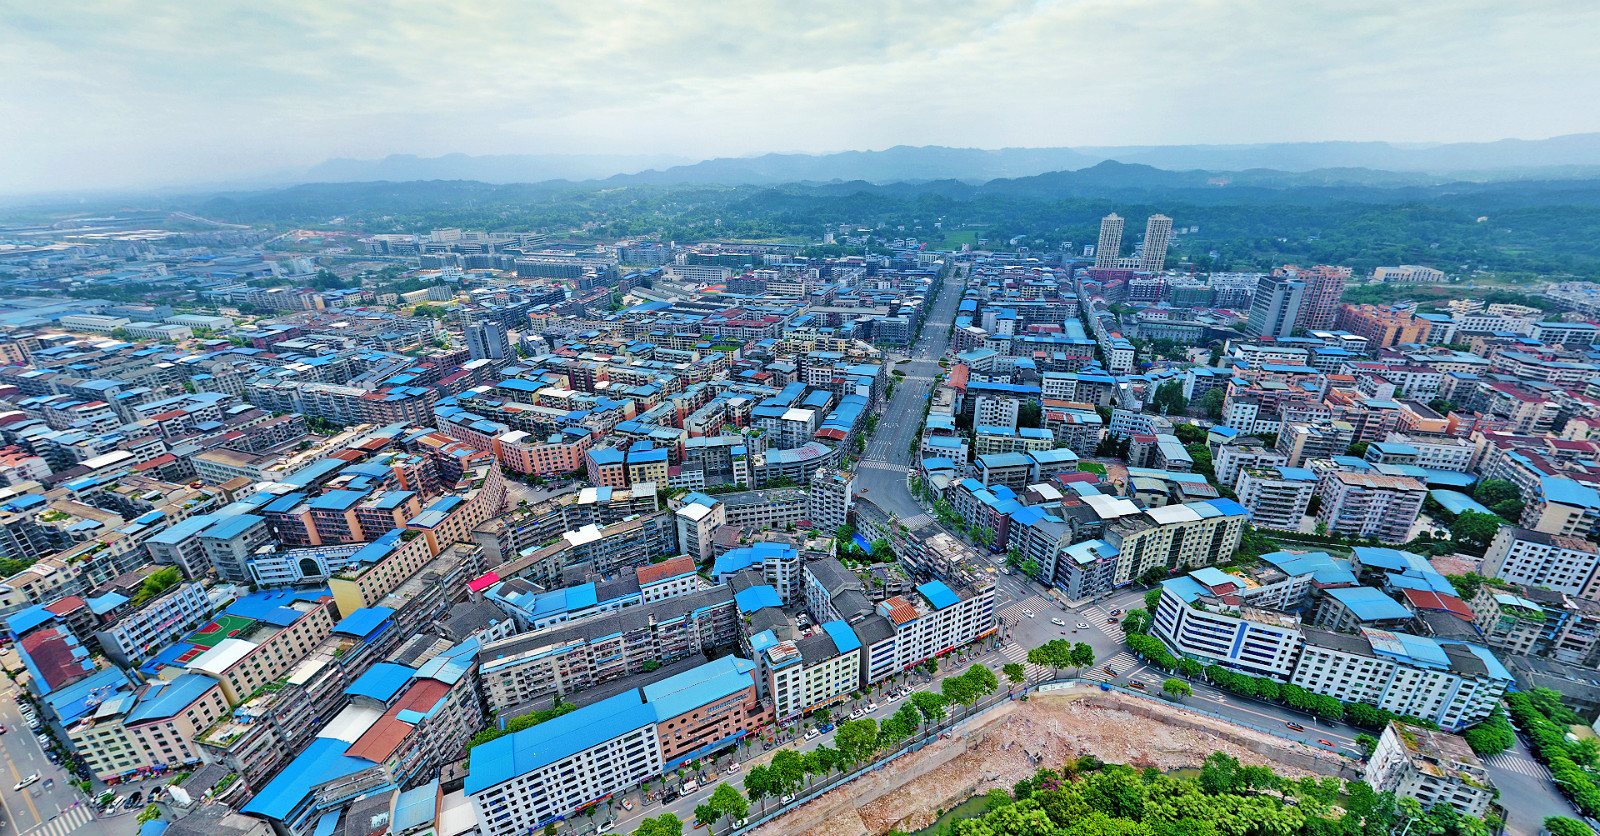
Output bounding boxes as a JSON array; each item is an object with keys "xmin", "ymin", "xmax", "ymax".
[
  {"xmin": 1417, "ymin": 609, "xmax": 1481, "ymax": 642},
  {"xmin": 1302, "ymin": 626, "xmax": 1373, "ymax": 656},
  {"xmin": 852, "ymin": 614, "xmax": 896, "ymax": 647},
  {"xmin": 595, "ymin": 573, "xmax": 641, "ymax": 600},
  {"xmin": 480, "ymin": 585, "xmax": 736, "ymax": 660},
  {"xmin": 442, "ymin": 600, "xmax": 511, "ymax": 641},
  {"xmin": 162, "ymin": 804, "xmax": 271, "ymax": 836},
  {"xmin": 338, "ymin": 789, "xmax": 396, "ymax": 836},
  {"xmin": 832, "ymin": 589, "xmax": 875, "ymax": 623},
  {"xmin": 1442, "ymin": 643, "xmax": 1488, "ymax": 678},
  {"xmin": 806, "ymin": 557, "xmax": 861, "ymax": 597},
  {"xmin": 795, "ymin": 632, "xmax": 839, "ymax": 665},
  {"xmin": 748, "ymin": 608, "xmax": 793, "ymax": 639}
]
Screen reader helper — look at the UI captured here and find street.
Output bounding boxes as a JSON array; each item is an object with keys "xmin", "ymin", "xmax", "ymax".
[{"xmin": 0, "ymin": 678, "xmax": 109, "ymax": 836}]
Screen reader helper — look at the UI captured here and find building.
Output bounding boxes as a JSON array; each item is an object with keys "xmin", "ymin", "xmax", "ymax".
[
  {"xmin": 1245, "ymin": 274, "xmax": 1305, "ymax": 339},
  {"xmin": 1373, "ymin": 266, "xmax": 1446, "ymax": 283},
  {"xmin": 1140, "ymin": 215, "xmax": 1173, "ymax": 272},
  {"xmin": 1316, "ymin": 471, "xmax": 1427, "ymax": 544},
  {"xmin": 1152, "ymin": 576, "xmax": 1305, "ymax": 678},
  {"xmin": 466, "ymin": 320, "xmax": 511, "ymax": 362},
  {"xmin": 1094, "ymin": 214, "xmax": 1124, "ymax": 270},
  {"xmin": 1363, "ymin": 721, "xmax": 1494, "ymax": 818},
  {"xmin": 1481, "ymin": 526, "xmax": 1600, "ymax": 597},
  {"xmin": 1334, "ymin": 305, "xmax": 1429, "ymax": 349},
  {"xmin": 1287, "ymin": 265, "xmax": 1350, "ymax": 332},
  {"xmin": 1102, "ymin": 499, "xmax": 1249, "ymax": 585},
  {"xmin": 807, "ymin": 467, "xmax": 853, "ymax": 531},
  {"xmin": 1291, "ymin": 628, "xmax": 1510, "ymax": 732},
  {"xmin": 1235, "ymin": 466, "xmax": 1318, "ymax": 531},
  {"xmin": 93, "ymin": 582, "xmax": 214, "ymax": 668},
  {"xmin": 760, "ymin": 620, "xmax": 862, "ymax": 721}
]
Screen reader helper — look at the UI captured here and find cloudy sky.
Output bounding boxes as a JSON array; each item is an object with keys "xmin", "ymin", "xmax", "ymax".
[{"xmin": 3, "ymin": 0, "xmax": 1599, "ymax": 194}]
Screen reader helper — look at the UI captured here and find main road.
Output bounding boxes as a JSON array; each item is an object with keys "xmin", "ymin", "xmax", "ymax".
[{"xmin": 854, "ymin": 263, "xmax": 967, "ymax": 521}]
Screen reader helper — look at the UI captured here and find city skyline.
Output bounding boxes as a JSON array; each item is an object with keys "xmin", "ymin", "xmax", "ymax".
[{"xmin": 4, "ymin": 1, "xmax": 1600, "ymax": 193}]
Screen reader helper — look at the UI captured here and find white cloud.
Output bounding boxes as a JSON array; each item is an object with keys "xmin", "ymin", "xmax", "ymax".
[{"xmin": 1, "ymin": 0, "xmax": 1597, "ymax": 193}]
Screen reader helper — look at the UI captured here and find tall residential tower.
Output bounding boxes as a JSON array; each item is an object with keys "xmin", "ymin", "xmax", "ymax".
[
  {"xmin": 1140, "ymin": 214, "xmax": 1173, "ymax": 272},
  {"xmin": 1094, "ymin": 214, "xmax": 1124, "ymax": 269}
]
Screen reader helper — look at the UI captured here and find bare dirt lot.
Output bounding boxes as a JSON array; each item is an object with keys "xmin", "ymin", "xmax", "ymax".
[{"xmin": 756, "ymin": 688, "xmax": 1354, "ymax": 836}]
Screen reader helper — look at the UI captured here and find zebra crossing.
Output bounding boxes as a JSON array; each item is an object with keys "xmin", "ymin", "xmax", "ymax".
[
  {"xmin": 1079, "ymin": 604, "xmax": 1127, "ymax": 642},
  {"xmin": 857, "ymin": 459, "xmax": 908, "ymax": 473},
  {"xmin": 1084, "ymin": 651, "xmax": 1144, "ymax": 682},
  {"xmin": 21, "ymin": 803, "xmax": 96, "ymax": 836},
  {"xmin": 998, "ymin": 640, "xmax": 1050, "ymax": 680},
  {"xmin": 997, "ymin": 595, "xmax": 1050, "ymax": 623},
  {"xmin": 1481, "ymin": 749, "xmax": 1550, "ymax": 778}
]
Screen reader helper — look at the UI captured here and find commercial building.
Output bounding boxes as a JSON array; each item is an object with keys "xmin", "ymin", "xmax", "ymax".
[
  {"xmin": 1152, "ymin": 575, "xmax": 1305, "ymax": 678},
  {"xmin": 1245, "ymin": 274, "xmax": 1305, "ymax": 338}
]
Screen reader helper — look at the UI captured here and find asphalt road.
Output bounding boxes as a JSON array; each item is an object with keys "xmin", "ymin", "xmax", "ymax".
[
  {"xmin": 854, "ymin": 264, "xmax": 967, "ymax": 520},
  {"xmin": 0, "ymin": 678, "xmax": 111, "ymax": 836}
]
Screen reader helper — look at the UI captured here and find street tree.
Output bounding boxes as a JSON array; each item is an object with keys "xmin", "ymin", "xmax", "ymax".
[
  {"xmin": 1003, "ymin": 663, "xmax": 1026, "ymax": 686},
  {"xmin": 1162, "ymin": 678, "xmax": 1192, "ymax": 700},
  {"xmin": 743, "ymin": 764, "xmax": 772, "ymax": 814}
]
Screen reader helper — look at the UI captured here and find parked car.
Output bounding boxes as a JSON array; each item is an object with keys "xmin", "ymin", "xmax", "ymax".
[
  {"xmin": 596, "ymin": 820, "xmax": 615, "ymax": 833},
  {"xmin": 804, "ymin": 728, "xmax": 819, "ymax": 740},
  {"xmin": 725, "ymin": 760, "xmax": 740, "ymax": 773}
]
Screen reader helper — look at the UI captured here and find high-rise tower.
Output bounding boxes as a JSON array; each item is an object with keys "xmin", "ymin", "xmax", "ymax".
[
  {"xmin": 1245, "ymin": 275, "xmax": 1306, "ymax": 338},
  {"xmin": 1286, "ymin": 265, "xmax": 1351, "ymax": 332},
  {"xmin": 1140, "ymin": 214, "xmax": 1173, "ymax": 272},
  {"xmin": 1094, "ymin": 214, "xmax": 1124, "ymax": 269}
]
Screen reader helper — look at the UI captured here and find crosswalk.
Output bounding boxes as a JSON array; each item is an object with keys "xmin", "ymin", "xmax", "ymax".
[
  {"xmin": 22, "ymin": 803, "xmax": 96, "ymax": 836},
  {"xmin": 857, "ymin": 459, "xmax": 908, "ymax": 473},
  {"xmin": 1482, "ymin": 749, "xmax": 1550, "ymax": 778},
  {"xmin": 1084, "ymin": 651, "xmax": 1144, "ymax": 683},
  {"xmin": 1079, "ymin": 604, "xmax": 1127, "ymax": 643},
  {"xmin": 997, "ymin": 595, "xmax": 1050, "ymax": 624}
]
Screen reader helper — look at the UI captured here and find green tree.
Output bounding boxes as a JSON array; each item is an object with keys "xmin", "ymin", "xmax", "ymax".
[
  {"xmin": 693, "ymin": 803, "xmax": 719, "ymax": 832},
  {"xmin": 1451, "ymin": 510, "xmax": 1503, "ymax": 552},
  {"xmin": 743, "ymin": 764, "xmax": 773, "ymax": 814},
  {"xmin": 132, "ymin": 567, "xmax": 183, "ymax": 606},
  {"xmin": 1345, "ymin": 441, "xmax": 1370, "ymax": 458},
  {"xmin": 1162, "ymin": 678, "xmax": 1192, "ymax": 700},
  {"xmin": 1355, "ymin": 734, "xmax": 1379, "ymax": 757},
  {"xmin": 834, "ymin": 718, "xmax": 879, "ymax": 765},
  {"xmin": 1151, "ymin": 381, "xmax": 1188, "ymax": 416},
  {"xmin": 635, "ymin": 813, "xmax": 683, "ymax": 836},
  {"xmin": 1070, "ymin": 642, "xmax": 1096, "ymax": 674},
  {"xmin": 1019, "ymin": 400, "xmax": 1043, "ymax": 428},
  {"xmin": 910, "ymin": 690, "xmax": 949, "ymax": 725},
  {"xmin": 768, "ymin": 749, "xmax": 804, "ymax": 796},
  {"xmin": 1178, "ymin": 658, "xmax": 1203, "ymax": 678},
  {"xmin": 1545, "ymin": 817, "xmax": 1592, "ymax": 836},
  {"xmin": 1003, "ymin": 663, "xmax": 1026, "ymax": 686},
  {"xmin": 709, "ymin": 782, "xmax": 748, "ymax": 828},
  {"xmin": 1199, "ymin": 388, "xmax": 1227, "ymax": 421},
  {"xmin": 1199, "ymin": 752, "xmax": 1240, "ymax": 794}
]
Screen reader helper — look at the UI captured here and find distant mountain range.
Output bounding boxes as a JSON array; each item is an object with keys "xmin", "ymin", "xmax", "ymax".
[{"xmin": 299, "ymin": 134, "xmax": 1600, "ymax": 187}]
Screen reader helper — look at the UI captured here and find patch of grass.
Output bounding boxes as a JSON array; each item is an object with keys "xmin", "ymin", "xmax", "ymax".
[{"xmin": 1078, "ymin": 462, "xmax": 1107, "ymax": 475}]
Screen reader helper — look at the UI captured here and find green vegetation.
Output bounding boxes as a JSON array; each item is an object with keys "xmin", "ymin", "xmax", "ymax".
[
  {"xmin": 468, "ymin": 702, "xmax": 579, "ymax": 749},
  {"xmin": 1506, "ymin": 688, "xmax": 1600, "ymax": 816},
  {"xmin": 1077, "ymin": 462, "xmax": 1107, "ymax": 476},
  {"xmin": 132, "ymin": 567, "xmax": 183, "ymax": 606},
  {"xmin": 1149, "ymin": 381, "xmax": 1188, "ymax": 416},
  {"xmin": 1461, "ymin": 709, "xmax": 1515, "ymax": 757}
]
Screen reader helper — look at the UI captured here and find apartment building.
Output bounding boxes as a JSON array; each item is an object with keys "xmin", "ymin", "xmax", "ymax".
[
  {"xmin": 1316, "ymin": 471, "xmax": 1426, "ymax": 544},
  {"xmin": 93, "ymin": 581, "xmax": 214, "ymax": 668},
  {"xmin": 1364, "ymin": 722, "xmax": 1494, "ymax": 818},
  {"xmin": 1152, "ymin": 576, "xmax": 1305, "ymax": 678},
  {"xmin": 1291, "ymin": 627, "xmax": 1511, "ymax": 731},
  {"xmin": 1101, "ymin": 499, "xmax": 1249, "ymax": 585},
  {"xmin": 1334, "ymin": 305, "xmax": 1429, "ymax": 348},
  {"xmin": 1482, "ymin": 525, "xmax": 1600, "ymax": 596},
  {"xmin": 1214, "ymin": 439, "xmax": 1288, "ymax": 490},
  {"xmin": 185, "ymin": 591, "xmax": 338, "ymax": 705},
  {"xmin": 124, "ymin": 673, "xmax": 231, "ymax": 770},
  {"xmin": 1235, "ymin": 465, "xmax": 1318, "ymax": 531},
  {"xmin": 759, "ymin": 621, "xmax": 862, "ymax": 721},
  {"xmin": 808, "ymin": 467, "xmax": 854, "ymax": 531}
]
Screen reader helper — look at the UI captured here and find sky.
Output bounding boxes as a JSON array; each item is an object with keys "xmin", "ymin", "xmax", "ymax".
[{"xmin": 3, "ymin": 0, "xmax": 1600, "ymax": 195}]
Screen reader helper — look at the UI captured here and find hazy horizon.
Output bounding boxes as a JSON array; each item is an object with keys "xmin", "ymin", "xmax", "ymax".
[{"xmin": 5, "ymin": 1, "xmax": 1600, "ymax": 195}]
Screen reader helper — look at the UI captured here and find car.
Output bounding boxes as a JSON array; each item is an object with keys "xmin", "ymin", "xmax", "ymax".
[
  {"xmin": 1317, "ymin": 739, "xmax": 1334, "ymax": 747},
  {"xmin": 0, "ymin": 723, "xmax": 6, "ymax": 734},
  {"xmin": 1106, "ymin": 617, "xmax": 1118, "ymax": 624},
  {"xmin": 13, "ymin": 774, "xmax": 38, "ymax": 791},
  {"xmin": 1103, "ymin": 666, "xmax": 1117, "ymax": 676},
  {"xmin": 781, "ymin": 794, "xmax": 794, "ymax": 804},
  {"xmin": 35, "ymin": 734, "xmax": 49, "ymax": 746},
  {"xmin": 1021, "ymin": 609, "xmax": 1034, "ymax": 618},
  {"xmin": 1110, "ymin": 609, "xmax": 1124, "ymax": 616},
  {"xmin": 45, "ymin": 752, "xmax": 59, "ymax": 764},
  {"xmin": 725, "ymin": 760, "xmax": 740, "ymax": 773},
  {"xmin": 622, "ymin": 799, "xmax": 634, "ymax": 811},
  {"xmin": 1051, "ymin": 618, "xmax": 1065, "ymax": 626},
  {"xmin": 866, "ymin": 702, "xmax": 878, "ymax": 712},
  {"xmin": 42, "ymin": 778, "xmax": 52, "ymax": 789},
  {"xmin": 1075, "ymin": 622, "xmax": 1090, "ymax": 629},
  {"xmin": 1286, "ymin": 722, "xmax": 1305, "ymax": 732},
  {"xmin": 681, "ymin": 780, "xmax": 699, "ymax": 794},
  {"xmin": 804, "ymin": 728, "xmax": 819, "ymax": 740},
  {"xmin": 1128, "ymin": 681, "xmax": 1147, "ymax": 690},
  {"xmin": 860, "ymin": 488, "xmax": 869, "ymax": 493},
  {"xmin": 597, "ymin": 820, "xmax": 615, "ymax": 833},
  {"xmin": 662, "ymin": 790, "xmax": 680, "ymax": 804},
  {"xmin": 127, "ymin": 791, "xmax": 144, "ymax": 807}
]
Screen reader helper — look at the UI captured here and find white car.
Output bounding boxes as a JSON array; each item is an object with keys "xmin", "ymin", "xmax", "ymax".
[
  {"xmin": 1021, "ymin": 609, "xmax": 1034, "ymax": 618},
  {"xmin": 597, "ymin": 821, "xmax": 615, "ymax": 833},
  {"xmin": 804, "ymin": 728, "xmax": 819, "ymax": 740},
  {"xmin": 13, "ymin": 774, "xmax": 38, "ymax": 791},
  {"xmin": 1051, "ymin": 618, "xmax": 1065, "ymax": 626},
  {"xmin": 725, "ymin": 760, "xmax": 740, "ymax": 773},
  {"xmin": 1076, "ymin": 622, "xmax": 1090, "ymax": 629},
  {"xmin": 866, "ymin": 702, "xmax": 879, "ymax": 712}
]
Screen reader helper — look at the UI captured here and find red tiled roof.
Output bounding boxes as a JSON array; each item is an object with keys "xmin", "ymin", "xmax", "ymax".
[
  {"xmin": 638, "ymin": 556, "xmax": 695, "ymax": 586},
  {"xmin": 345, "ymin": 679, "xmax": 451, "ymax": 763},
  {"xmin": 19, "ymin": 627, "xmax": 91, "ymax": 692},
  {"xmin": 882, "ymin": 597, "xmax": 918, "ymax": 625},
  {"xmin": 44, "ymin": 596, "xmax": 86, "ymax": 616},
  {"xmin": 1399, "ymin": 588, "xmax": 1473, "ymax": 620}
]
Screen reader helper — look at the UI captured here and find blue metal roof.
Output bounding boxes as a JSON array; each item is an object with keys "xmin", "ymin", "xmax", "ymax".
[
  {"xmin": 1431, "ymin": 490, "xmax": 1493, "ymax": 517},
  {"xmin": 642, "ymin": 657, "xmax": 757, "ymax": 721},
  {"xmin": 822, "ymin": 620, "xmax": 862, "ymax": 653},
  {"xmin": 1542, "ymin": 476, "xmax": 1600, "ymax": 509},
  {"xmin": 918, "ymin": 581, "xmax": 960, "ymax": 610},
  {"xmin": 734, "ymin": 586, "xmax": 783, "ymax": 613},
  {"xmin": 333, "ymin": 607, "xmax": 395, "ymax": 638},
  {"xmin": 1324, "ymin": 587, "xmax": 1413, "ymax": 621},
  {"xmin": 345, "ymin": 662, "xmax": 415, "ymax": 702},
  {"xmin": 465, "ymin": 690, "xmax": 657, "ymax": 795},
  {"xmin": 6, "ymin": 606, "xmax": 54, "ymax": 637},
  {"xmin": 125, "ymin": 674, "xmax": 218, "ymax": 724},
  {"xmin": 243, "ymin": 736, "xmax": 378, "ymax": 820}
]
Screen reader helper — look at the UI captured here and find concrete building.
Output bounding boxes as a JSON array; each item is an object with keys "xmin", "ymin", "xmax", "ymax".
[
  {"xmin": 466, "ymin": 320, "xmax": 511, "ymax": 362},
  {"xmin": 1481, "ymin": 526, "xmax": 1600, "ymax": 597},
  {"xmin": 93, "ymin": 581, "xmax": 214, "ymax": 668},
  {"xmin": 1245, "ymin": 274, "xmax": 1305, "ymax": 339},
  {"xmin": 1152, "ymin": 576, "xmax": 1305, "ymax": 678},
  {"xmin": 1094, "ymin": 214, "xmax": 1124, "ymax": 270},
  {"xmin": 1316, "ymin": 471, "xmax": 1427, "ymax": 544},
  {"xmin": 1102, "ymin": 499, "xmax": 1249, "ymax": 585},
  {"xmin": 1363, "ymin": 722, "xmax": 1494, "ymax": 818},
  {"xmin": 808, "ymin": 466, "xmax": 854, "ymax": 531},
  {"xmin": 1235, "ymin": 466, "xmax": 1318, "ymax": 531}
]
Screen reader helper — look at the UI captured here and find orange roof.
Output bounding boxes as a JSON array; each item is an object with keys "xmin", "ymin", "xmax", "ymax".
[
  {"xmin": 638, "ymin": 555, "xmax": 695, "ymax": 586},
  {"xmin": 1399, "ymin": 588, "xmax": 1473, "ymax": 620},
  {"xmin": 345, "ymin": 679, "xmax": 451, "ymax": 763},
  {"xmin": 44, "ymin": 596, "xmax": 87, "ymax": 616},
  {"xmin": 882, "ymin": 597, "xmax": 918, "ymax": 625}
]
